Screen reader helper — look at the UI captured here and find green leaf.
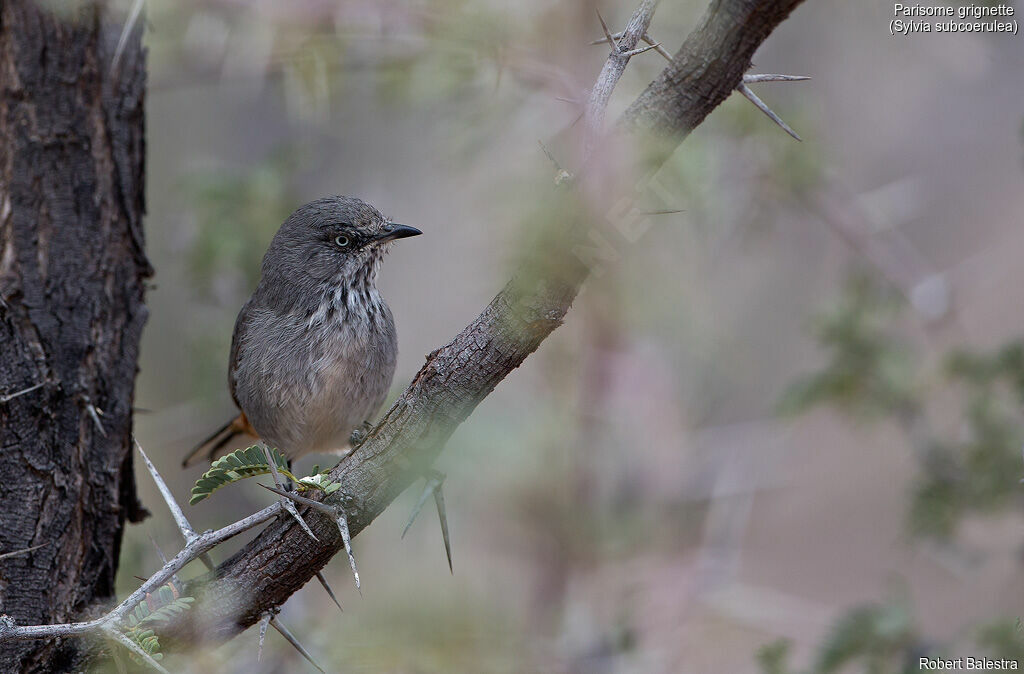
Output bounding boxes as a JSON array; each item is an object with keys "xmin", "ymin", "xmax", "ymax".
[
  {"xmin": 189, "ymin": 446, "xmax": 297, "ymax": 504},
  {"xmin": 189, "ymin": 445, "xmax": 341, "ymax": 504}
]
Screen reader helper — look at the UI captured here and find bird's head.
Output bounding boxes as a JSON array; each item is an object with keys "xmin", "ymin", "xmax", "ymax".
[{"xmin": 262, "ymin": 196, "xmax": 421, "ymax": 287}]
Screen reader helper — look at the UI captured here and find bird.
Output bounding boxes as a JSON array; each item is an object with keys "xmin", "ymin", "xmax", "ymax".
[{"xmin": 182, "ymin": 196, "xmax": 421, "ymax": 468}]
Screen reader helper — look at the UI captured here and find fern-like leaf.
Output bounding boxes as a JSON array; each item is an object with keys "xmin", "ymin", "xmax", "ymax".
[
  {"xmin": 189, "ymin": 446, "xmax": 293, "ymax": 504},
  {"xmin": 189, "ymin": 445, "xmax": 343, "ymax": 504},
  {"xmin": 118, "ymin": 582, "xmax": 194, "ymax": 666}
]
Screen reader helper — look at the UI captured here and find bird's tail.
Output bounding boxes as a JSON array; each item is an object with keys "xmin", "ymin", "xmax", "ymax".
[{"xmin": 181, "ymin": 413, "xmax": 258, "ymax": 468}]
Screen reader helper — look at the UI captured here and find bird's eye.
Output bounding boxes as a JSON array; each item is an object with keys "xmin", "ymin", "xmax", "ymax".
[{"xmin": 334, "ymin": 235, "xmax": 350, "ymax": 248}]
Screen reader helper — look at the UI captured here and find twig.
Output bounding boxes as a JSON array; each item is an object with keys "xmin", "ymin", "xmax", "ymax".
[
  {"xmin": 0, "ymin": 502, "xmax": 282, "ymax": 641},
  {"xmin": 103, "ymin": 627, "xmax": 170, "ymax": 674},
  {"xmin": 584, "ymin": 0, "xmax": 661, "ymax": 158}
]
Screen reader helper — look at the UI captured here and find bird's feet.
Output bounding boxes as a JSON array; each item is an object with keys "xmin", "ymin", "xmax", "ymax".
[
  {"xmin": 348, "ymin": 421, "xmax": 374, "ymax": 448},
  {"xmin": 402, "ymin": 469, "xmax": 452, "ymax": 573}
]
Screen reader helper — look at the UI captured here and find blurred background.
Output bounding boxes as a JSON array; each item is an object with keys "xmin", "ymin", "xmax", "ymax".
[{"xmin": 115, "ymin": 0, "xmax": 1024, "ymax": 671}]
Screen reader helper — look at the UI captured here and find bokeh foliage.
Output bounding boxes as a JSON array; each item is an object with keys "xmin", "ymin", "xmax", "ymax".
[
  {"xmin": 780, "ymin": 272, "xmax": 1024, "ymax": 539},
  {"xmin": 758, "ymin": 596, "xmax": 1024, "ymax": 674}
]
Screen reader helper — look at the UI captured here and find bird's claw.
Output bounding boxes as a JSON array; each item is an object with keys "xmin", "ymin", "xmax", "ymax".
[{"xmin": 348, "ymin": 420, "xmax": 374, "ymax": 448}]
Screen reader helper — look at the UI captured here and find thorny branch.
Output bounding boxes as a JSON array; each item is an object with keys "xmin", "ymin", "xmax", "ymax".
[
  {"xmin": 0, "ymin": 492, "xmax": 282, "ymax": 641},
  {"xmin": 584, "ymin": 0, "xmax": 660, "ymax": 158},
  {"xmin": 0, "ymin": 0, "xmax": 808, "ymax": 660}
]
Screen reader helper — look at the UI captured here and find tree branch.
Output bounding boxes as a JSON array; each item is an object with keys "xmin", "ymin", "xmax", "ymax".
[
  {"xmin": 584, "ymin": 0, "xmax": 661, "ymax": 157},
  {"xmin": 167, "ymin": 0, "xmax": 806, "ymax": 646},
  {"xmin": 0, "ymin": 0, "xmax": 808, "ymax": 655}
]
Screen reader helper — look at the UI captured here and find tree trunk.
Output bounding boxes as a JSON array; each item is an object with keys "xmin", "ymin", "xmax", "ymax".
[{"xmin": 0, "ymin": 2, "xmax": 148, "ymax": 671}]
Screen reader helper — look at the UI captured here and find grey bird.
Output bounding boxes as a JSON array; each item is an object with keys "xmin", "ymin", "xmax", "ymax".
[{"xmin": 182, "ymin": 196, "xmax": 421, "ymax": 467}]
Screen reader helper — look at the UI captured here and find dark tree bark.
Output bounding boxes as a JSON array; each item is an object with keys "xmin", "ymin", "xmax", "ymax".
[{"xmin": 0, "ymin": 2, "xmax": 149, "ymax": 671}]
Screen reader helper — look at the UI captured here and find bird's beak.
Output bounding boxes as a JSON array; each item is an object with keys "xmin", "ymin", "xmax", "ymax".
[{"xmin": 374, "ymin": 223, "xmax": 422, "ymax": 242}]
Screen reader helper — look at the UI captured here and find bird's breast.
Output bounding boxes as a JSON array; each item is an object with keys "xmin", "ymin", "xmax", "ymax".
[{"xmin": 233, "ymin": 285, "xmax": 398, "ymax": 458}]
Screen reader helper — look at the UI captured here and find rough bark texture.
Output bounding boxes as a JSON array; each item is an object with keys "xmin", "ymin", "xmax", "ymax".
[
  {"xmin": 165, "ymin": 0, "xmax": 807, "ymax": 647},
  {"xmin": 0, "ymin": 2, "xmax": 149, "ymax": 671},
  {"xmin": 621, "ymin": 0, "xmax": 804, "ymax": 144}
]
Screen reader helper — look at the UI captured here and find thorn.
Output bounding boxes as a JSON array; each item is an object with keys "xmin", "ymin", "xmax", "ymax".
[
  {"xmin": 401, "ymin": 478, "xmax": 438, "ymax": 540},
  {"xmin": 279, "ymin": 490, "xmax": 318, "ymax": 541},
  {"xmin": 257, "ymin": 483, "xmax": 335, "ymax": 516},
  {"xmin": 591, "ymin": 31, "xmax": 670, "ymax": 60},
  {"xmin": 595, "ymin": 9, "xmax": 619, "ymax": 52},
  {"xmin": 270, "ymin": 616, "xmax": 325, "ymax": 674},
  {"xmin": 315, "ymin": 571, "xmax": 344, "ymax": 612},
  {"xmin": 589, "ymin": 29, "xmax": 623, "ymax": 45},
  {"xmin": 433, "ymin": 480, "xmax": 453, "ymax": 574},
  {"xmin": 104, "ymin": 627, "xmax": 170, "ymax": 674},
  {"xmin": 111, "ymin": 0, "xmax": 145, "ymax": 75},
  {"xmin": 0, "ymin": 381, "xmax": 45, "ymax": 404},
  {"xmin": 736, "ymin": 82, "xmax": 802, "ymax": 141},
  {"xmin": 84, "ymin": 398, "xmax": 107, "ymax": 437},
  {"xmin": 136, "ymin": 439, "xmax": 195, "ymax": 541},
  {"xmin": 138, "ymin": 435, "xmax": 217, "ymax": 569},
  {"xmin": 537, "ymin": 140, "xmax": 573, "ymax": 186},
  {"xmin": 619, "ymin": 42, "xmax": 663, "ymax": 58},
  {"xmin": 334, "ymin": 509, "xmax": 361, "ymax": 593},
  {"xmin": 147, "ymin": 534, "xmax": 167, "ymax": 565},
  {"xmin": 742, "ymin": 73, "xmax": 811, "ymax": 83},
  {"xmin": 639, "ymin": 209, "xmax": 684, "ymax": 216},
  {"xmin": 401, "ymin": 472, "xmax": 452, "ymax": 573},
  {"xmin": 258, "ymin": 482, "xmax": 360, "ymax": 591},
  {"xmin": 554, "ymin": 96, "xmax": 580, "ymax": 105},
  {"xmin": 538, "ymin": 140, "xmax": 563, "ymax": 172},
  {"xmin": 146, "ymin": 534, "xmax": 181, "ymax": 589},
  {"xmin": 262, "ymin": 445, "xmax": 318, "ymax": 542},
  {"xmin": 0, "ymin": 543, "xmax": 46, "ymax": 562},
  {"xmin": 642, "ymin": 34, "xmax": 673, "ymax": 61},
  {"xmin": 257, "ymin": 612, "xmax": 271, "ymax": 662}
]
